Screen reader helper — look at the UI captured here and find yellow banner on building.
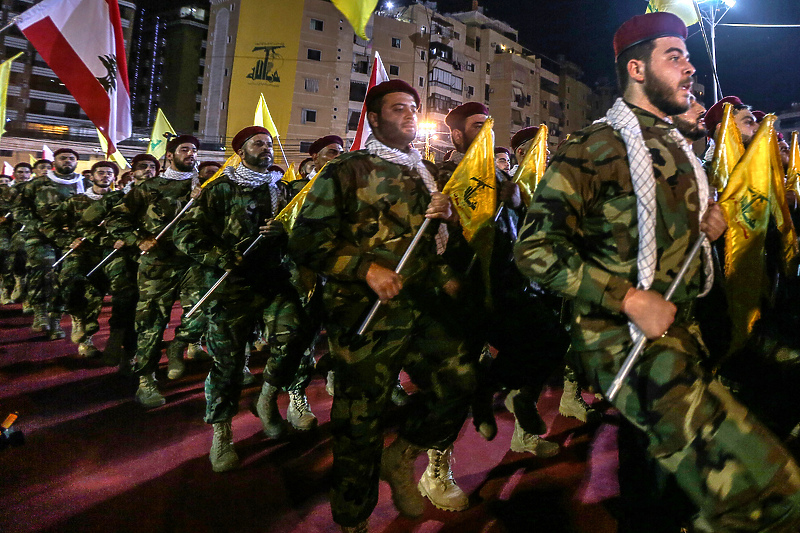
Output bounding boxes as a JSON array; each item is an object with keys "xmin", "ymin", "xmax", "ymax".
[
  {"xmin": 147, "ymin": 109, "xmax": 176, "ymax": 160},
  {"xmin": 0, "ymin": 52, "xmax": 23, "ymax": 140},
  {"xmin": 227, "ymin": 0, "xmax": 303, "ymax": 145},
  {"xmin": 709, "ymin": 103, "xmax": 745, "ymax": 192},
  {"xmin": 786, "ymin": 131, "xmax": 800, "ymax": 195},
  {"xmin": 513, "ymin": 124, "xmax": 549, "ymax": 208}
]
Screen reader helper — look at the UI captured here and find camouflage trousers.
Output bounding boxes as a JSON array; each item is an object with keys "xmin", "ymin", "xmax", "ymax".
[
  {"xmin": 580, "ymin": 321, "xmax": 800, "ymax": 532},
  {"xmin": 24, "ymin": 237, "xmax": 63, "ymax": 314},
  {"xmin": 326, "ymin": 293, "xmax": 477, "ymax": 527},
  {"xmin": 132, "ymin": 259, "xmax": 212, "ymax": 376},
  {"xmin": 3, "ymin": 231, "xmax": 26, "ymax": 294},
  {"xmin": 204, "ymin": 282, "xmax": 308, "ymax": 424},
  {"xmin": 60, "ymin": 250, "xmax": 137, "ymax": 338}
]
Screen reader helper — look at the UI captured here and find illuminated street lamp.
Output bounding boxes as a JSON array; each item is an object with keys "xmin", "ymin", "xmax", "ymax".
[
  {"xmin": 418, "ymin": 121, "xmax": 437, "ymax": 161},
  {"xmin": 693, "ymin": 0, "xmax": 736, "ymax": 104}
]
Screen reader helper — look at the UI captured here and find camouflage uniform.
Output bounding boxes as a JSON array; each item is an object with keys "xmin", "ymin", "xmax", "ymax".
[
  {"xmin": 0, "ymin": 184, "xmax": 15, "ymax": 296},
  {"xmin": 515, "ymin": 104, "xmax": 800, "ymax": 531},
  {"xmin": 106, "ymin": 176, "xmax": 211, "ymax": 376},
  {"xmin": 12, "ymin": 175, "xmax": 86, "ymax": 315},
  {"xmin": 288, "ymin": 150, "xmax": 477, "ymax": 526},
  {"xmin": 173, "ymin": 172, "xmax": 309, "ymax": 423},
  {"xmin": 41, "ymin": 190, "xmax": 138, "ymax": 341}
]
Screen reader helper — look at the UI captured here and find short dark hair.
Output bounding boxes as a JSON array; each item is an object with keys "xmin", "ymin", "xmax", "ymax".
[{"xmin": 615, "ymin": 39, "xmax": 656, "ymax": 93}]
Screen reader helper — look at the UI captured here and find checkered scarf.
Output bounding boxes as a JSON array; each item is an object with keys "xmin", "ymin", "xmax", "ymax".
[
  {"xmin": 364, "ymin": 135, "xmax": 447, "ymax": 254},
  {"xmin": 162, "ymin": 167, "xmax": 199, "ymax": 190},
  {"xmin": 47, "ymin": 170, "xmax": 84, "ymax": 194},
  {"xmin": 223, "ymin": 164, "xmax": 284, "ymax": 216}
]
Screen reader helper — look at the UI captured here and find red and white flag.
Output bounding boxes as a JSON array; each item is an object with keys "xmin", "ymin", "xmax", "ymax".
[
  {"xmin": 16, "ymin": 0, "xmax": 131, "ymax": 152},
  {"xmin": 350, "ymin": 51, "xmax": 389, "ymax": 151}
]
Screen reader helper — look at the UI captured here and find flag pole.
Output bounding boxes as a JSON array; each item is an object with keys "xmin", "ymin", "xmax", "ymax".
[
  {"xmin": 0, "ymin": 17, "xmax": 19, "ymax": 36},
  {"xmin": 275, "ymin": 135, "xmax": 290, "ymax": 168},
  {"xmin": 606, "ymin": 232, "xmax": 708, "ymax": 402}
]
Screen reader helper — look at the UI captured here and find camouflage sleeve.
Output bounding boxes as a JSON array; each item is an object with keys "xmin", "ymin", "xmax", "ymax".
[
  {"xmin": 514, "ymin": 139, "xmax": 633, "ymax": 313},
  {"xmin": 287, "ymin": 161, "xmax": 372, "ymax": 281},
  {"xmin": 80, "ymin": 196, "xmax": 115, "ymax": 248},
  {"xmin": 173, "ymin": 182, "xmax": 236, "ymax": 271},
  {"xmin": 11, "ymin": 181, "xmax": 36, "ymax": 228},
  {"xmin": 106, "ymin": 186, "xmax": 152, "ymax": 247},
  {"xmin": 39, "ymin": 196, "xmax": 75, "ymax": 248}
]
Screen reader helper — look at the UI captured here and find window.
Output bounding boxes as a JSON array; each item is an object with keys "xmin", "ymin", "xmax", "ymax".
[
  {"xmin": 467, "ymin": 85, "xmax": 474, "ymax": 97},
  {"xmin": 511, "ymin": 109, "xmax": 523, "ymax": 125},
  {"xmin": 428, "ymin": 67, "xmax": 463, "ymax": 95},
  {"xmin": 302, "ymin": 109, "xmax": 317, "ymax": 123},
  {"xmin": 391, "ymin": 37, "xmax": 401, "ymax": 48},
  {"xmin": 299, "ymin": 141, "xmax": 313, "ymax": 153},
  {"xmin": 310, "ymin": 18, "xmax": 323, "ymax": 31},
  {"xmin": 353, "ymin": 59, "xmax": 368, "ymax": 74},
  {"xmin": 485, "ymin": 84, "xmax": 491, "ymax": 102},
  {"xmin": 420, "ymin": 50, "xmax": 426, "ymax": 60},
  {"xmin": 389, "ymin": 65, "xmax": 399, "ymax": 76},
  {"xmin": 465, "ymin": 61, "xmax": 475, "ymax": 72},
  {"xmin": 566, "ymin": 103, "xmax": 570, "ymax": 109},
  {"xmin": 419, "ymin": 77, "xmax": 424, "ymax": 88},
  {"xmin": 349, "ymin": 81, "xmax": 367, "ymax": 102},
  {"xmin": 347, "ymin": 110, "xmax": 361, "ymax": 131},
  {"xmin": 307, "ymin": 49, "xmax": 321, "ymax": 61},
  {"xmin": 304, "ymin": 78, "xmax": 319, "ymax": 92},
  {"xmin": 486, "ymin": 63, "xmax": 491, "ymax": 75}
]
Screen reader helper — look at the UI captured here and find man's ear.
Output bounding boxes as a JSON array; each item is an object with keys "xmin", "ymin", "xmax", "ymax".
[
  {"xmin": 626, "ymin": 59, "xmax": 646, "ymax": 84},
  {"xmin": 451, "ymin": 128, "xmax": 464, "ymax": 148},
  {"xmin": 367, "ymin": 111, "xmax": 379, "ymax": 130}
]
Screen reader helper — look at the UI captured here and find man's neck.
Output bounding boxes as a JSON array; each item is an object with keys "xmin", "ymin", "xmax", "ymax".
[
  {"xmin": 624, "ymin": 90, "xmax": 668, "ymax": 121},
  {"xmin": 53, "ymin": 169, "xmax": 74, "ymax": 178},
  {"xmin": 241, "ymin": 162, "xmax": 268, "ymax": 173},
  {"xmin": 92, "ymin": 185, "xmax": 109, "ymax": 195},
  {"xmin": 169, "ymin": 164, "xmax": 193, "ymax": 173},
  {"xmin": 373, "ymin": 132, "xmax": 409, "ymax": 152}
]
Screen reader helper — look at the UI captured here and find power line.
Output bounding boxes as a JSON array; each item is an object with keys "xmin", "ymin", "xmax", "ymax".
[{"xmin": 718, "ymin": 23, "xmax": 800, "ymax": 28}]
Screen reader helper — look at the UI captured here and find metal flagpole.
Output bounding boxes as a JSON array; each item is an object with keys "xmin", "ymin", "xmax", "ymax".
[{"xmin": 275, "ymin": 135, "xmax": 290, "ymax": 168}]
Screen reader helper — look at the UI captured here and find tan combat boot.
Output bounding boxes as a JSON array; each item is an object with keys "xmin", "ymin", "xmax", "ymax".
[
  {"xmin": 10, "ymin": 276, "xmax": 23, "ymax": 302},
  {"xmin": 559, "ymin": 376, "xmax": 598, "ymax": 423},
  {"xmin": 31, "ymin": 306, "xmax": 50, "ymax": 332},
  {"xmin": 380, "ymin": 437, "xmax": 426, "ymax": 518},
  {"xmin": 48, "ymin": 315, "xmax": 65, "ymax": 340},
  {"xmin": 77, "ymin": 335, "xmax": 101, "ymax": 358},
  {"xmin": 255, "ymin": 382, "xmax": 286, "ymax": 438},
  {"xmin": 340, "ymin": 520, "xmax": 368, "ymax": 533},
  {"xmin": 287, "ymin": 389, "xmax": 317, "ymax": 431},
  {"xmin": 418, "ymin": 446, "xmax": 469, "ymax": 511},
  {"xmin": 210, "ymin": 420, "xmax": 239, "ymax": 473},
  {"xmin": 136, "ymin": 373, "xmax": 166, "ymax": 408},
  {"xmin": 165, "ymin": 340, "xmax": 187, "ymax": 380},
  {"xmin": 185, "ymin": 341, "xmax": 210, "ymax": 361},
  {"xmin": 70, "ymin": 315, "xmax": 86, "ymax": 344},
  {"xmin": 0, "ymin": 287, "xmax": 11, "ymax": 305},
  {"xmin": 509, "ymin": 418, "xmax": 559, "ymax": 457}
]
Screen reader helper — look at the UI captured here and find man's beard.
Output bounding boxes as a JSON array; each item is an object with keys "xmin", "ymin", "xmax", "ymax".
[
  {"xmin": 173, "ymin": 158, "xmax": 195, "ymax": 172},
  {"xmin": 644, "ymin": 70, "xmax": 690, "ymax": 117},
  {"xmin": 672, "ymin": 115, "xmax": 707, "ymax": 141},
  {"xmin": 54, "ymin": 164, "xmax": 76, "ymax": 176},
  {"xmin": 243, "ymin": 151, "xmax": 271, "ymax": 170},
  {"xmin": 376, "ymin": 115, "xmax": 415, "ymax": 148}
]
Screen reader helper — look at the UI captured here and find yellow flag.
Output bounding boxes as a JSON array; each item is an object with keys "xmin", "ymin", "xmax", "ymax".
[
  {"xmin": 513, "ymin": 124, "xmax": 549, "ymax": 208},
  {"xmin": 147, "ymin": 109, "xmax": 176, "ymax": 160},
  {"xmin": 709, "ymin": 102, "xmax": 745, "ymax": 192},
  {"xmin": 719, "ymin": 115, "xmax": 782, "ymax": 351},
  {"xmin": 96, "ymin": 128, "xmax": 129, "ymax": 169},
  {"xmin": 786, "ymin": 131, "xmax": 800, "ymax": 195},
  {"xmin": 765, "ymin": 121, "xmax": 799, "ymax": 274},
  {"xmin": 28, "ymin": 154, "xmax": 37, "ymax": 166},
  {"xmin": 281, "ymin": 162, "xmax": 299, "ymax": 184},
  {"xmin": 275, "ymin": 162, "xmax": 330, "ymax": 231},
  {"xmin": 202, "ymin": 153, "xmax": 240, "ymax": 189},
  {"xmin": 646, "ymin": 0, "xmax": 699, "ymax": 26},
  {"xmin": 443, "ymin": 118, "xmax": 497, "ymax": 242},
  {"xmin": 0, "ymin": 52, "xmax": 23, "ymax": 140},
  {"xmin": 254, "ymin": 94, "xmax": 279, "ymax": 138},
  {"xmin": 332, "ymin": 0, "xmax": 379, "ymax": 40}
]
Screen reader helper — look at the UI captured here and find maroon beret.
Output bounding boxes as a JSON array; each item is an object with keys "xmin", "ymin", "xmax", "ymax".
[
  {"xmin": 777, "ymin": 131, "xmax": 786, "ymax": 143},
  {"xmin": 53, "ymin": 148, "xmax": 80, "ymax": 158},
  {"xmin": 613, "ymin": 12, "xmax": 688, "ymax": 59},
  {"xmin": 445, "ymin": 102, "xmax": 490, "ymax": 130},
  {"xmin": 91, "ymin": 160, "xmax": 119, "ymax": 176},
  {"xmin": 365, "ymin": 79, "xmax": 420, "ymax": 110},
  {"xmin": 198, "ymin": 161, "xmax": 222, "ymax": 172},
  {"xmin": 704, "ymin": 95, "xmax": 744, "ymax": 137},
  {"xmin": 131, "ymin": 154, "xmax": 160, "ymax": 173},
  {"xmin": 166, "ymin": 134, "xmax": 200, "ymax": 153},
  {"xmin": 309, "ymin": 135, "xmax": 344, "ymax": 156},
  {"xmin": 752, "ymin": 110, "xmax": 766, "ymax": 123},
  {"xmin": 231, "ymin": 126, "xmax": 271, "ymax": 153},
  {"xmin": 13, "ymin": 162, "xmax": 32, "ymax": 171},
  {"xmin": 494, "ymin": 146, "xmax": 511, "ymax": 157},
  {"xmin": 33, "ymin": 159, "xmax": 52, "ymax": 168},
  {"xmin": 511, "ymin": 127, "xmax": 540, "ymax": 153},
  {"xmin": 267, "ymin": 164, "xmax": 285, "ymax": 175}
]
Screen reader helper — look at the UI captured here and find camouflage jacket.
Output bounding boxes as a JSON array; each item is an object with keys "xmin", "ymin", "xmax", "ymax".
[
  {"xmin": 515, "ymin": 104, "xmax": 705, "ymax": 351},
  {"xmin": 80, "ymin": 190, "xmax": 127, "ymax": 250},
  {"xmin": 173, "ymin": 175, "xmax": 292, "ymax": 289},
  {"xmin": 12, "ymin": 176, "xmax": 83, "ymax": 240},
  {"xmin": 106, "ymin": 176, "xmax": 196, "ymax": 264},
  {"xmin": 287, "ymin": 150, "xmax": 461, "ymax": 320}
]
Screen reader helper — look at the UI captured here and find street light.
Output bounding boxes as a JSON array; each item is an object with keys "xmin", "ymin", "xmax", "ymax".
[
  {"xmin": 693, "ymin": 0, "xmax": 736, "ymax": 104},
  {"xmin": 418, "ymin": 121, "xmax": 437, "ymax": 161}
]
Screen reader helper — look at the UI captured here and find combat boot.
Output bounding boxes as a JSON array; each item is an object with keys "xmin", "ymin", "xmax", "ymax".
[
  {"xmin": 210, "ymin": 420, "xmax": 239, "ymax": 473},
  {"xmin": 21, "ymin": 299, "xmax": 32, "ymax": 314},
  {"xmin": 559, "ymin": 376, "xmax": 599, "ymax": 423},
  {"xmin": 242, "ymin": 343, "xmax": 257, "ymax": 386},
  {"xmin": 509, "ymin": 418, "xmax": 559, "ymax": 457},
  {"xmin": 380, "ymin": 437, "xmax": 426, "ymax": 518},
  {"xmin": 185, "ymin": 341, "xmax": 210, "ymax": 361},
  {"xmin": 103, "ymin": 328, "xmax": 125, "ymax": 367},
  {"xmin": 287, "ymin": 388, "xmax": 317, "ymax": 430},
  {"xmin": 136, "ymin": 373, "xmax": 166, "ymax": 408},
  {"xmin": 48, "ymin": 315, "xmax": 65, "ymax": 340},
  {"xmin": 391, "ymin": 379, "xmax": 410, "ymax": 406},
  {"xmin": 70, "ymin": 315, "xmax": 86, "ymax": 344},
  {"xmin": 254, "ymin": 381, "xmax": 286, "ymax": 438},
  {"xmin": 340, "ymin": 520, "xmax": 368, "ymax": 533},
  {"xmin": 77, "ymin": 335, "xmax": 101, "ymax": 358},
  {"xmin": 504, "ymin": 389, "xmax": 547, "ymax": 435},
  {"xmin": 31, "ymin": 306, "xmax": 50, "ymax": 332},
  {"xmin": 165, "ymin": 340, "xmax": 187, "ymax": 380},
  {"xmin": 0, "ymin": 287, "xmax": 11, "ymax": 305},
  {"xmin": 326, "ymin": 370, "xmax": 335, "ymax": 396},
  {"xmin": 10, "ymin": 276, "xmax": 23, "ymax": 302},
  {"xmin": 418, "ymin": 446, "xmax": 469, "ymax": 511}
]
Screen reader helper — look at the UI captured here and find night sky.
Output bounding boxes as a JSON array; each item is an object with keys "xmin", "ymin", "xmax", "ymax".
[{"xmin": 434, "ymin": 0, "xmax": 800, "ymax": 114}]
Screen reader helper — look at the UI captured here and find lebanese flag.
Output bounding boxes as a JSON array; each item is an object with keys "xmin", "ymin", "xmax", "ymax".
[
  {"xmin": 16, "ymin": 0, "xmax": 131, "ymax": 151},
  {"xmin": 350, "ymin": 51, "xmax": 389, "ymax": 151}
]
